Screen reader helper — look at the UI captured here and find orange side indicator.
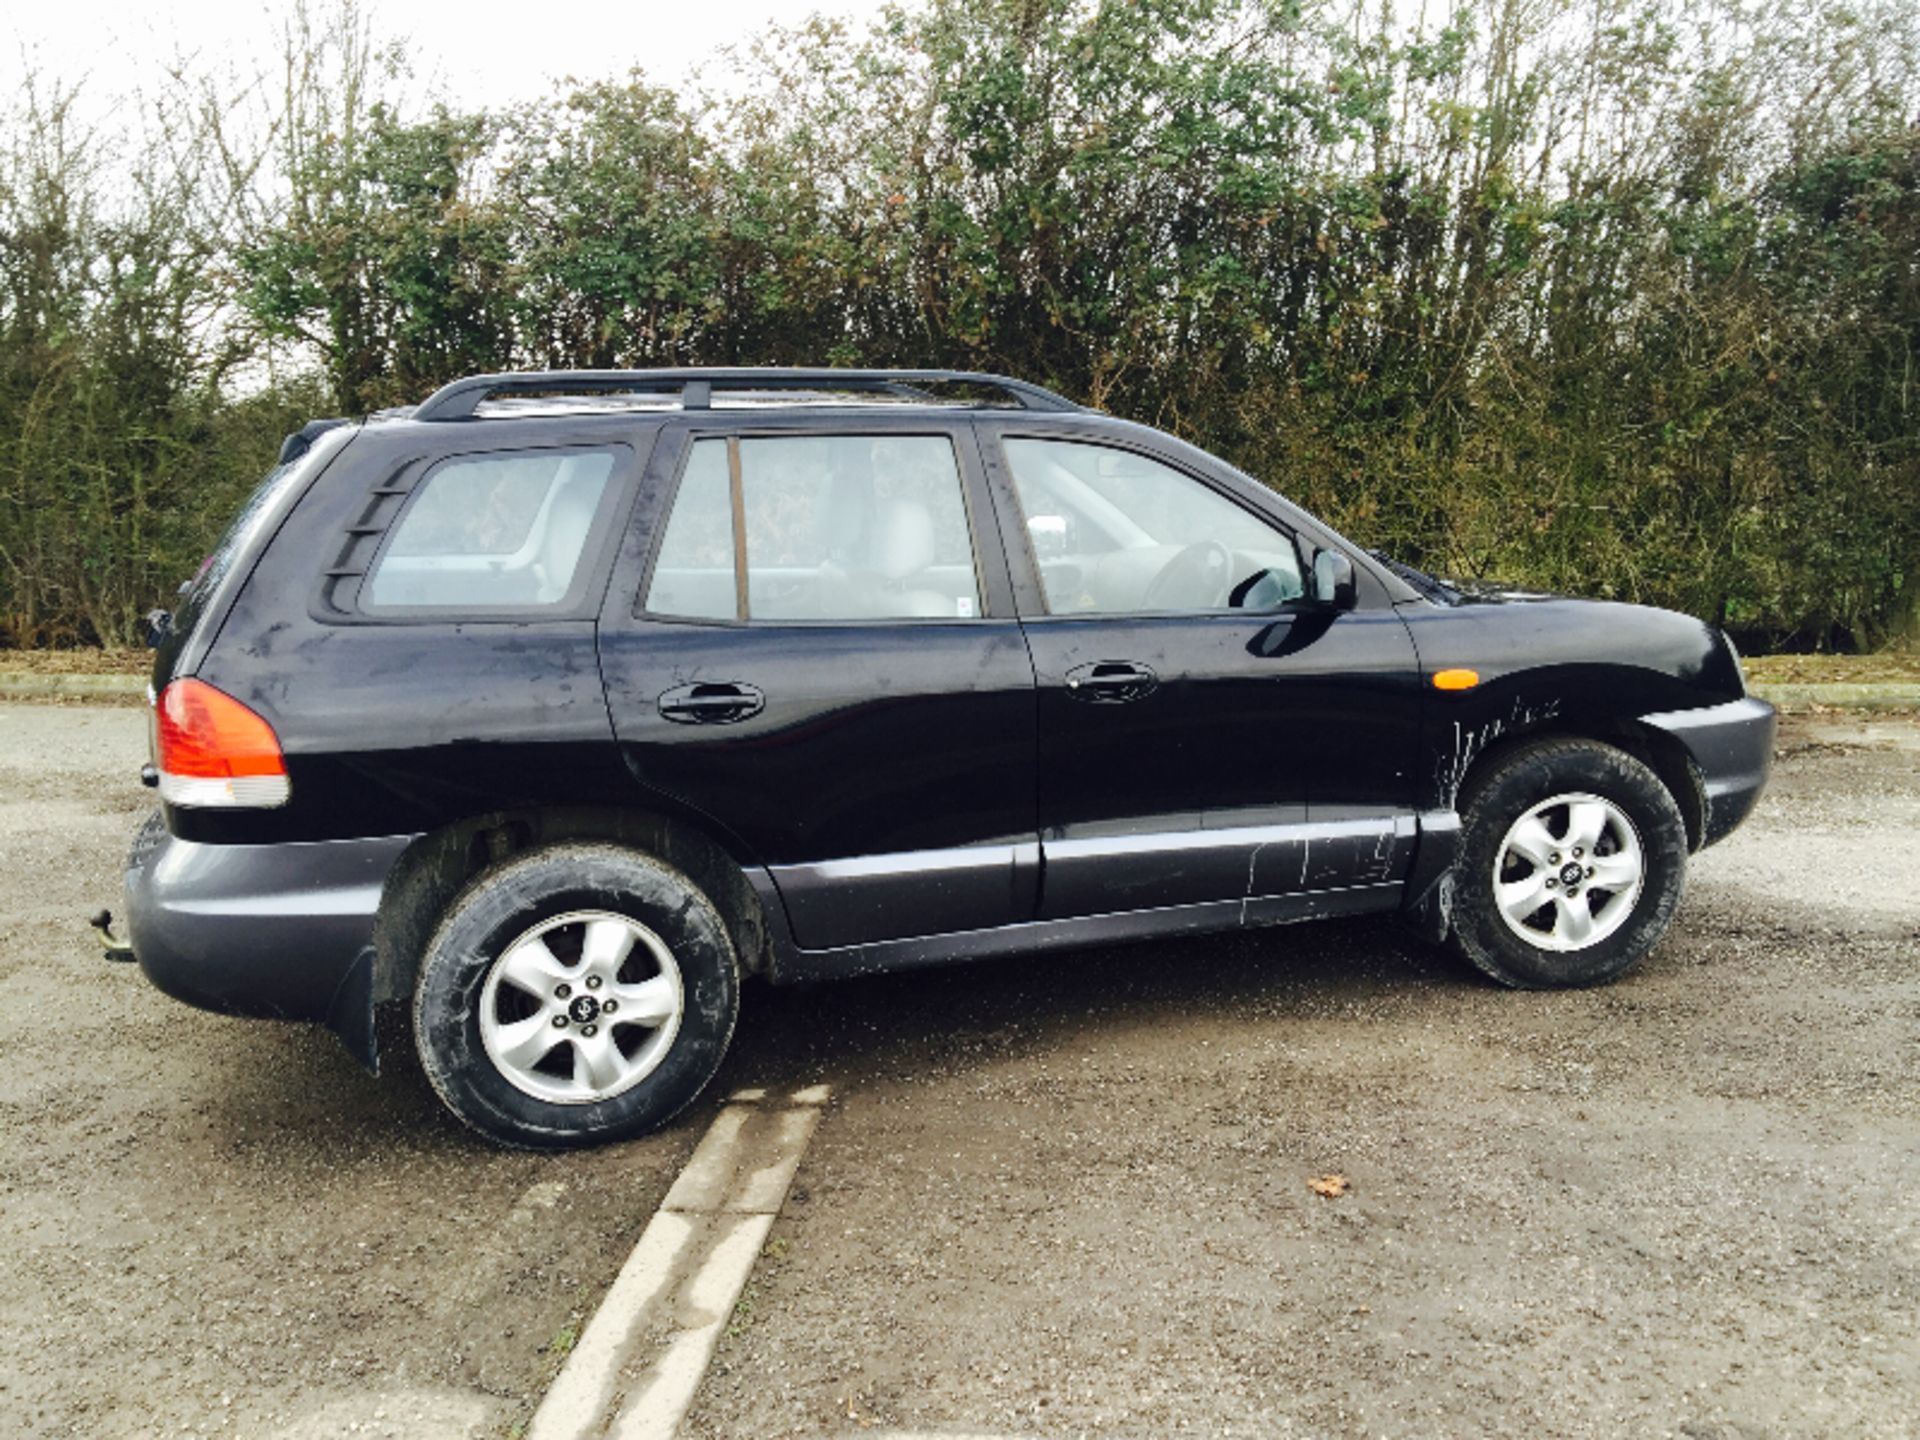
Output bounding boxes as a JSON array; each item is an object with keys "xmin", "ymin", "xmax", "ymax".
[{"xmin": 1432, "ymin": 668, "xmax": 1480, "ymax": 691}]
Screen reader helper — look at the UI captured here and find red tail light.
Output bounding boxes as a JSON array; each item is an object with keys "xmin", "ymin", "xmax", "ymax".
[{"xmin": 153, "ymin": 679, "xmax": 290, "ymax": 808}]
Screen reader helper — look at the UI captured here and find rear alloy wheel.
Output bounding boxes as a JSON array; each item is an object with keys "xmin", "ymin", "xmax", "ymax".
[
  {"xmin": 477, "ymin": 910, "xmax": 685, "ymax": 1105},
  {"xmin": 1451, "ymin": 739, "xmax": 1686, "ymax": 988},
  {"xmin": 414, "ymin": 844, "xmax": 738, "ymax": 1149}
]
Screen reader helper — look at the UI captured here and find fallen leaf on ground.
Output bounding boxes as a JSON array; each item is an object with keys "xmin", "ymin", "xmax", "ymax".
[{"xmin": 1309, "ymin": 1173, "xmax": 1350, "ymax": 1198}]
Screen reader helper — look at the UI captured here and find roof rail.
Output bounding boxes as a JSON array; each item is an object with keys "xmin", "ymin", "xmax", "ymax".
[{"xmin": 409, "ymin": 368, "xmax": 1082, "ymax": 421}]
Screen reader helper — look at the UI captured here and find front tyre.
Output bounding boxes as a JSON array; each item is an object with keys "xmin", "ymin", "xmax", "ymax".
[
  {"xmin": 1450, "ymin": 739, "xmax": 1687, "ymax": 989},
  {"xmin": 413, "ymin": 844, "xmax": 739, "ymax": 1149}
]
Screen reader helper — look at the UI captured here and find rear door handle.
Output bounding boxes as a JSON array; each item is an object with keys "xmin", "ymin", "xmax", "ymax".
[
  {"xmin": 657, "ymin": 682, "xmax": 765, "ymax": 725},
  {"xmin": 1064, "ymin": 661, "xmax": 1158, "ymax": 704}
]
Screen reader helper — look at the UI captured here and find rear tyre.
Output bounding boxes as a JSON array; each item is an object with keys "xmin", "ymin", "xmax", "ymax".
[
  {"xmin": 413, "ymin": 844, "xmax": 739, "ymax": 1149},
  {"xmin": 1450, "ymin": 738, "xmax": 1687, "ymax": 989}
]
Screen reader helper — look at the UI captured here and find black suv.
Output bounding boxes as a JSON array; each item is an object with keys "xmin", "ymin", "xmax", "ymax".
[{"xmin": 124, "ymin": 368, "xmax": 1774, "ymax": 1147}]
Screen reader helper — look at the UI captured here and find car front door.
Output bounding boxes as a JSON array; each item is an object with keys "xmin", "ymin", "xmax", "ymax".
[
  {"xmin": 597, "ymin": 417, "xmax": 1038, "ymax": 951},
  {"xmin": 976, "ymin": 423, "xmax": 1423, "ymax": 922}
]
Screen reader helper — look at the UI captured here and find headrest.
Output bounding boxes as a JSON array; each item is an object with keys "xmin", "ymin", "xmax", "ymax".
[
  {"xmin": 535, "ymin": 465, "xmax": 605, "ymax": 599},
  {"xmin": 871, "ymin": 498, "xmax": 936, "ymax": 580}
]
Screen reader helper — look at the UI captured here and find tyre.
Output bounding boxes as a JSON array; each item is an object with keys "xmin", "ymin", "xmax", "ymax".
[
  {"xmin": 413, "ymin": 843, "xmax": 739, "ymax": 1148},
  {"xmin": 1450, "ymin": 738, "xmax": 1687, "ymax": 989}
]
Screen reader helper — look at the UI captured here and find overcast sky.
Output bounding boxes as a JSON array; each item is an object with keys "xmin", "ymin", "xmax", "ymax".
[{"xmin": 4, "ymin": 0, "xmax": 892, "ymax": 116}]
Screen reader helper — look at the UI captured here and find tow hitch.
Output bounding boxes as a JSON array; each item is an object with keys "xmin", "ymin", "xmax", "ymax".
[{"xmin": 89, "ymin": 909, "xmax": 136, "ymax": 963}]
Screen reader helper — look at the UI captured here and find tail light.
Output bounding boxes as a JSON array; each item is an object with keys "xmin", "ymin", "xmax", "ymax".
[{"xmin": 152, "ymin": 679, "xmax": 291, "ymax": 808}]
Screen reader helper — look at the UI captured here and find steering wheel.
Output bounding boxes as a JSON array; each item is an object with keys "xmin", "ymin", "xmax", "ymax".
[{"xmin": 1142, "ymin": 540, "xmax": 1234, "ymax": 611}]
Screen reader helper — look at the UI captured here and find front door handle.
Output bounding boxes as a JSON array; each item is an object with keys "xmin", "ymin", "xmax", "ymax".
[
  {"xmin": 657, "ymin": 681, "xmax": 765, "ymax": 724},
  {"xmin": 1064, "ymin": 661, "xmax": 1158, "ymax": 704}
]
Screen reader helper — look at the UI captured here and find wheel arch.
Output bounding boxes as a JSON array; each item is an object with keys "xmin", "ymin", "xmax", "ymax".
[
  {"xmin": 1453, "ymin": 717, "xmax": 1707, "ymax": 852},
  {"xmin": 373, "ymin": 805, "xmax": 779, "ymax": 1007}
]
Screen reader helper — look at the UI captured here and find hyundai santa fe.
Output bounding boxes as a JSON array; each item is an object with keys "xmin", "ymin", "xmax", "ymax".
[{"xmin": 121, "ymin": 368, "xmax": 1775, "ymax": 1147}]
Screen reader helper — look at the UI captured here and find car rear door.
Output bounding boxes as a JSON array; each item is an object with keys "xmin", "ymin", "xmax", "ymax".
[
  {"xmin": 976, "ymin": 420, "xmax": 1423, "ymax": 921},
  {"xmin": 597, "ymin": 413, "xmax": 1039, "ymax": 951}
]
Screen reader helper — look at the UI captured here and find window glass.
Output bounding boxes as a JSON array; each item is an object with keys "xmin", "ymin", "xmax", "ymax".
[
  {"xmin": 741, "ymin": 435, "xmax": 978, "ymax": 620},
  {"xmin": 172, "ymin": 453, "xmax": 311, "ymax": 646},
  {"xmin": 643, "ymin": 440, "xmax": 736, "ymax": 620},
  {"xmin": 1002, "ymin": 438, "xmax": 1304, "ymax": 615},
  {"xmin": 645, "ymin": 434, "xmax": 982, "ymax": 622},
  {"xmin": 365, "ymin": 449, "xmax": 614, "ymax": 609}
]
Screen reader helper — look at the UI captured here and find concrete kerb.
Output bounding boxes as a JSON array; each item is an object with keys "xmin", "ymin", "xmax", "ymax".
[
  {"xmin": 1748, "ymin": 681, "xmax": 1920, "ymax": 712},
  {"xmin": 525, "ymin": 1085, "xmax": 831, "ymax": 1440},
  {"xmin": 0, "ymin": 671, "xmax": 147, "ymax": 700}
]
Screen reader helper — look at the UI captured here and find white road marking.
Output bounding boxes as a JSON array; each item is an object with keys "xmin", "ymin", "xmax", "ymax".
[{"xmin": 526, "ymin": 1085, "xmax": 830, "ymax": 1440}]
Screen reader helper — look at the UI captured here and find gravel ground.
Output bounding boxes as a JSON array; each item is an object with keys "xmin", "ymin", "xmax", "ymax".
[
  {"xmin": 1, "ymin": 703, "xmax": 1915, "ymax": 1439},
  {"xmin": 0, "ymin": 705, "xmax": 702, "ymax": 1440},
  {"xmin": 681, "ymin": 715, "xmax": 1920, "ymax": 1439}
]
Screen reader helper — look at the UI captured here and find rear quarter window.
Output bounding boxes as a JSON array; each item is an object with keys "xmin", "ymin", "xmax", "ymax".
[{"xmin": 363, "ymin": 448, "xmax": 619, "ymax": 611}]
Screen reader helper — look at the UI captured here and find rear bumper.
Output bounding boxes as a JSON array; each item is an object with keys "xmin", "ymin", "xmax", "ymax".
[
  {"xmin": 123, "ymin": 811, "xmax": 415, "ymax": 1023},
  {"xmin": 1640, "ymin": 697, "xmax": 1776, "ymax": 847}
]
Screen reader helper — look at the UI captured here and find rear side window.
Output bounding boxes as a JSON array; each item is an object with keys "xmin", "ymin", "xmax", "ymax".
[
  {"xmin": 364, "ymin": 449, "xmax": 617, "ymax": 610},
  {"xmin": 645, "ymin": 434, "xmax": 981, "ymax": 622},
  {"xmin": 642, "ymin": 442, "xmax": 736, "ymax": 620}
]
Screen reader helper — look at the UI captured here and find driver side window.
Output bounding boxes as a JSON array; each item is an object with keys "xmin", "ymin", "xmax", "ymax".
[{"xmin": 1001, "ymin": 438, "xmax": 1304, "ymax": 615}]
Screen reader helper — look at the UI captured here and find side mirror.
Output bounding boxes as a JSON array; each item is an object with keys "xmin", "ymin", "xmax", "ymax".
[{"xmin": 1311, "ymin": 549, "xmax": 1357, "ymax": 610}]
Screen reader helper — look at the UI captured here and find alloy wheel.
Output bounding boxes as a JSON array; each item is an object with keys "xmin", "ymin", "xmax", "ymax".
[
  {"xmin": 478, "ymin": 909, "xmax": 684, "ymax": 1104},
  {"xmin": 1491, "ymin": 791, "xmax": 1645, "ymax": 952}
]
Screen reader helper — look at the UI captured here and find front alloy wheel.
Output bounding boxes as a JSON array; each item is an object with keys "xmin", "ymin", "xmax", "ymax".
[
  {"xmin": 1492, "ymin": 792, "xmax": 1644, "ymax": 952},
  {"xmin": 1451, "ymin": 738, "xmax": 1687, "ymax": 988}
]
